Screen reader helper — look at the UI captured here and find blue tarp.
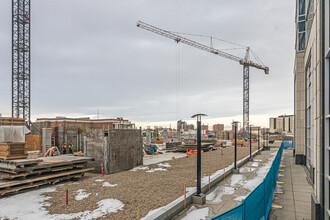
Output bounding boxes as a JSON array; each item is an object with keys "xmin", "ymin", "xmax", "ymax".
[{"xmin": 212, "ymin": 146, "xmax": 283, "ymax": 220}]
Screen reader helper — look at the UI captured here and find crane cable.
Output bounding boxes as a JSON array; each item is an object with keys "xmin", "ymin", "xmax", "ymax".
[{"xmin": 176, "ymin": 43, "xmax": 181, "ymax": 121}]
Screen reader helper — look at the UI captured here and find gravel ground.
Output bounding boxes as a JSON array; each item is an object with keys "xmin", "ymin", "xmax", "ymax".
[{"xmin": 44, "ymin": 146, "xmax": 257, "ymax": 219}]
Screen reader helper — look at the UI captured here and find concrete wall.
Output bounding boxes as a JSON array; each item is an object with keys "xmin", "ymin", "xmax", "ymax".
[
  {"xmin": 107, "ymin": 129, "xmax": 143, "ymax": 174},
  {"xmin": 294, "ymin": 51, "xmax": 306, "ymax": 163},
  {"xmin": 85, "ymin": 128, "xmax": 143, "ymax": 174}
]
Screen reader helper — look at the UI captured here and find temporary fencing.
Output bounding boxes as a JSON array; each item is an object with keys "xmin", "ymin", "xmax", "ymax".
[
  {"xmin": 211, "ymin": 146, "xmax": 283, "ymax": 220},
  {"xmin": 280, "ymin": 140, "xmax": 294, "ymax": 149}
]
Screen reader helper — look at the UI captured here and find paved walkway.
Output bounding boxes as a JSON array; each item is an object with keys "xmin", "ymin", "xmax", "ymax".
[{"xmin": 269, "ymin": 149, "xmax": 313, "ymax": 220}]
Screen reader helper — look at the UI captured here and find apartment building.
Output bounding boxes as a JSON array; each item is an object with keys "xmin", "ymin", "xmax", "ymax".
[{"xmin": 294, "ymin": 0, "xmax": 329, "ymax": 218}]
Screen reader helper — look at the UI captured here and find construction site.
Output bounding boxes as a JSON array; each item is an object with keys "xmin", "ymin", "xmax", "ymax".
[{"xmin": 0, "ymin": 1, "xmax": 323, "ymax": 220}]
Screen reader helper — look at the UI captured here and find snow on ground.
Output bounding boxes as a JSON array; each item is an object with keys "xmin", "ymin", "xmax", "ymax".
[
  {"xmin": 102, "ymin": 182, "xmax": 117, "ymax": 187},
  {"xmin": 229, "ymin": 174, "xmax": 245, "ymax": 187},
  {"xmin": 206, "ymin": 186, "xmax": 235, "ymax": 204},
  {"xmin": 146, "ymin": 168, "xmax": 167, "ymax": 173},
  {"xmin": 181, "ymin": 206, "xmax": 210, "ymax": 220},
  {"xmin": 248, "ymin": 162, "xmax": 259, "ymax": 167},
  {"xmin": 0, "ymin": 187, "xmax": 124, "ymax": 220},
  {"xmin": 239, "ymin": 167, "xmax": 256, "ymax": 173},
  {"xmin": 143, "ymin": 152, "xmax": 186, "ymax": 165},
  {"xmin": 95, "ymin": 179, "xmax": 104, "ymax": 182},
  {"xmin": 206, "ymin": 150, "xmax": 278, "ymax": 205},
  {"xmin": 157, "ymin": 163, "xmax": 171, "ymax": 168},
  {"xmin": 141, "ymin": 187, "xmax": 196, "ymax": 220},
  {"xmin": 75, "ymin": 189, "xmax": 91, "ymax": 201},
  {"xmin": 130, "ymin": 166, "xmax": 149, "ymax": 172}
]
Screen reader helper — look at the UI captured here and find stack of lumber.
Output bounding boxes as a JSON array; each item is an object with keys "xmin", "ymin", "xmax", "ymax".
[
  {"xmin": 0, "ymin": 143, "xmax": 27, "ymax": 160},
  {"xmin": 0, "ymin": 117, "xmax": 25, "ymax": 126},
  {"xmin": 0, "ymin": 155, "xmax": 93, "ymax": 196}
]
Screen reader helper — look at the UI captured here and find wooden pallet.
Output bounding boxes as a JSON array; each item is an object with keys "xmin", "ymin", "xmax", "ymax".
[
  {"xmin": 0, "ymin": 162, "xmax": 88, "ymax": 180},
  {"xmin": 0, "ymin": 168, "xmax": 94, "ymax": 196},
  {"xmin": 0, "ymin": 155, "xmax": 92, "ymax": 174}
]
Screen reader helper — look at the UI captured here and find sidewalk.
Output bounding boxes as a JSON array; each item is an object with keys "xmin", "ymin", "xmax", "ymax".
[{"xmin": 269, "ymin": 149, "xmax": 313, "ymax": 220}]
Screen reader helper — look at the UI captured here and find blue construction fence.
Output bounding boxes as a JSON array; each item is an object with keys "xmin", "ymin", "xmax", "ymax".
[
  {"xmin": 212, "ymin": 146, "xmax": 284, "ymax": 220},
  {"xmin": 281, "ymin": 140, "xmax": 294, "ymax": 149}
]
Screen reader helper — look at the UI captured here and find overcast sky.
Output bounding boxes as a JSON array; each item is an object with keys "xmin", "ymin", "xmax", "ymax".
[{"xmin": 0, "ymin": 0, "xmax": 295, "ymax": 129}]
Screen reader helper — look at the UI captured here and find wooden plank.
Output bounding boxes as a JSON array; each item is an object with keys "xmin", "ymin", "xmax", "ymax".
[
  {"xmin": 0, "ymin": 168, "xmax": 93, "ymax": 190},
  {"xmin": 0, "ymin": 155, "xmax": 28, "ymax": 160},
  {"xmin": 0, "ymin": 173, "xmax": 84, "ymax": 196},
  {"xmin": 0, "ymin": 162, "xmax": 88, "ymax": 180}
]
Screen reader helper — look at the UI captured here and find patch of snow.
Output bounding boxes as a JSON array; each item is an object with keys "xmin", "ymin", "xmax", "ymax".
[
  {"xmin": 229, "ymin": 174, "xmax": 245, "ymax": 186},
  {"xmin": 157, "ymin": 163, "xmax": 171, "ymax": 168},
  {"xmin": 249, "ymin": 162, "xmax": 259, "ymax": 167},
  {"xmin": 143, "ymin": 152, "xmax": 186, "ymax": 165},
  {"xmin": 206, "ymin": 186, "xmax": 235, "ymax": 204},
  {"xmin": 130, "ymin": 166, "xmax": 149, "ymax": 172},
  {"xmin": 239, "ymin": 167, "xmax": 256, "ymax": 173},
  {"xmin": 234, "ymin": 195, "xmax": 247, "ymax": 202},
  {"xmin": 95, "ymin": 193, "xmax": 99, "ymax": 196},
  {"xmin": 102, "ymin": 182, "xmax": 117, "ymax": 187},
  {"xmin": 141, "ymin": 206, "xmax": 164, "ymax": 219},
  {"xmin": 0, "ymin": 187, "xmax": 124, "ymax": 220},
  {"xmin": 253, "ymin": 159, "xmax": 262, "ymax": 162},
  {"xmin": 95, "ymin": 179, "xmax": 104, "ymax": 182},
  {"xmin": 181, "ymin": 206, "xmax": 210, "ymax": 220},
  {"xmin": 146, "ymin": 168, "xmax": 167, "ymax": 173},
  {"xmin": 75, "ymin": 189, "xmax": 91, "ymax": 201}
]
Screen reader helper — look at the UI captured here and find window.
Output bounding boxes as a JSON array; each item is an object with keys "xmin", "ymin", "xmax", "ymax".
[{"xmin": 297, "ymin": 0, "xmax": 306, "ymax": 51}]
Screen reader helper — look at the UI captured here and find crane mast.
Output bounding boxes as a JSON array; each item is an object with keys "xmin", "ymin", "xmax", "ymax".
[
  {"xmin": 137, "ymin": 21, "xmax": 269, "ymax": 138},
  {"xmin": 12, "ymin": 0, "xmax": 31, "ymax": 127}
]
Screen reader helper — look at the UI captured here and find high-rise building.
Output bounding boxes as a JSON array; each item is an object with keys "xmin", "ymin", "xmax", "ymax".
[
  {"xmin": 213, "ymin": 124, "xmax": 224, "ymax": 132},
  {"xmin": 294, "ymin": 0, "xmax": 329, "ymax": 218},
  {"xmin": 269, "ymin": 115, "xmax": 294, "ymax": 134}
]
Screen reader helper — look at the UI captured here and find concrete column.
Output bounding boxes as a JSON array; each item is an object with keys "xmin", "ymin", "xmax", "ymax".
[
  {"xmin": 146, "ymin": 130, "xmax": 151, "ymax": 145},
  {"xmin": 104, "ymin": 136, "xmax": 109, "ymax": 174},
  {"xmin": 42, "ymin": 128, "xmax": 52, "ymax": 155},
  {"xmin": 164, "ymin": 129, "xmax": 168, "ymax": 144},
  {"xmin": 83, "ymin": 136, "xmax": 87, "ymax": 157}
]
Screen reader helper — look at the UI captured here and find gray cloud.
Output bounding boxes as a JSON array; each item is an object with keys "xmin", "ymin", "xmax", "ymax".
[{"xmin": 0, "ymin": 0, "xmax": 295, "ymax": 127}]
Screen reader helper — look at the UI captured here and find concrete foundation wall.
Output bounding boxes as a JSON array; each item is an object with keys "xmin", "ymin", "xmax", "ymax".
[{"xmin": 85, "ymin": 128, "xmax": 143, "ymax": 174}]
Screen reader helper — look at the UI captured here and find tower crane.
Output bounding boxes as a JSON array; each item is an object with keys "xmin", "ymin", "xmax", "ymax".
[{"xmin": 137, "ymin": 21, "xmax": 269, "ymax": 138}]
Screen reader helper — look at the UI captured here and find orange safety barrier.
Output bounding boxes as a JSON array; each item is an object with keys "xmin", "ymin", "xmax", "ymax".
[{"xmin": 186, "ymin": 149, "xmax": 204, "ymax": 156}]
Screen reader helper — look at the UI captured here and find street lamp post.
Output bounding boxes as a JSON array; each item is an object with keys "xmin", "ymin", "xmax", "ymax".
[
  {"xmin": 232, "ymin": 121, "xmax": 239, "ymax": 173},
  {"xmin": 249, "ymin": 125, "xmax": 252, "ymax": 159},
  {"xmin": 258, "ymin": 127, "xmax": 260, "ymax": 153},
  {"xmin": 191, "ymin": 113, "xmax": 207, "ymax": 197}
]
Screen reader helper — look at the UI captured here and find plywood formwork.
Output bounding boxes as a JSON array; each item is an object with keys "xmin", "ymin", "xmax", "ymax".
[
  {"xmin": 25, "ymin": 135, "xmax": 41, "ymax": 151},
  {"xmin": 0, "ymin": 143, "xmax": 27, "ymax": 160}
]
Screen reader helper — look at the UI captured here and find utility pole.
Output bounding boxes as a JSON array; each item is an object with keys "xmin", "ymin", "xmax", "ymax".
[{"xmin": 12, "ymin": 0, "xmax": 31, "ymax": 128}]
